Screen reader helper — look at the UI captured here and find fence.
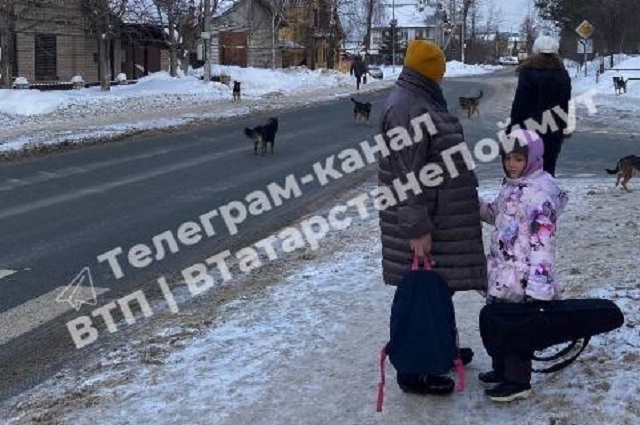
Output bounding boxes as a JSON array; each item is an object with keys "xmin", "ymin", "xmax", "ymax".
[
  {"xmin": 594, "ymin": 54, "xmax": 628, "ymax": 83},
  {"xmin": 13, "ymin": 79, "xmax": 139, "ymax": 91}
]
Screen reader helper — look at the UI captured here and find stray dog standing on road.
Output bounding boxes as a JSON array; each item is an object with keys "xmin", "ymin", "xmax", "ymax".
[
  {"xmin": 613, "ymin": 77, "xmax": 627, "ymax": 95},
  {"xmin": 459, "ymin": 90, "xmax": 483, "ymax": 118},
  {"xmin": 606, "ymin": 155, "xmax": 640, "ymax": 192},
  {"xmin": 244, "ymin": 117, "xmax": 279, "ymax": 155},
  {"xmin": 351, "ymin": 97, "xmax": 372, "ymax": 123},
  {"xmin": 232, "ymin": 81, "xmax": 241, "ymax": 102}
]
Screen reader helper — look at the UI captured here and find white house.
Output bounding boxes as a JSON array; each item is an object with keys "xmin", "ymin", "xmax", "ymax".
[{"xmin": 369, "ymin": 0, "xmax": 445, "ymax": 56}]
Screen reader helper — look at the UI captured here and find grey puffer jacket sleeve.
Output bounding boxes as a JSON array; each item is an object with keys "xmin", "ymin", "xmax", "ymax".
[{"xmin": 380, "ymin": 105, "xmax": 435, "ymax": 239}]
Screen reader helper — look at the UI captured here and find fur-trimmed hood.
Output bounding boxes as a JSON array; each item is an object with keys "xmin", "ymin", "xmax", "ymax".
[{"xmin": 518, "ymin": 53, "xmax": 565, "ymax": 72}]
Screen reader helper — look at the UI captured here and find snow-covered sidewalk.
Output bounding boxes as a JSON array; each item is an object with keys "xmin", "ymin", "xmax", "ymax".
[
  {"xmin": 1, "ymin": 176, "xmax": 638, "ymax": 425},
  {"xmin": 0, "ymin": 62, "xmax": 501, "ymax": 156}
]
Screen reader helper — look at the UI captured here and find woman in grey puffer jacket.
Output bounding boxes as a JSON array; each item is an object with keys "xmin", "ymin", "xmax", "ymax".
[{"xmin": 378, "ymin": 40, "xmax": 487, "ymax": 292}]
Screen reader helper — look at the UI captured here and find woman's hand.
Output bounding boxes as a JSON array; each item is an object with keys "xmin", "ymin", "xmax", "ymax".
[{"xmin": 410, "ymin": 233, "xmax": 433, "ymax": 265}]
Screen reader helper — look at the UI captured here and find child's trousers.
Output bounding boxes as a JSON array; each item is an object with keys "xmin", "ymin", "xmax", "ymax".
[
  {"xmin": 492, "ymin": 354, "xmax": 532, "ymax": 384},
  {"xmin": 486, "ymin": 297, "xmax": 532, "ymax": 384}
]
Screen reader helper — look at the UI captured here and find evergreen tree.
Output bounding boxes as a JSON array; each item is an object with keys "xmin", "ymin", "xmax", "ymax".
[{"xmin": 378, "ymin": 20, "xmax": 405, "ymax": 65}]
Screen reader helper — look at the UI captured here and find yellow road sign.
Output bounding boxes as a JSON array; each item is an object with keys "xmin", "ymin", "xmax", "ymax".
[{"xmin": 575, "ymin": 20, "xmax": 594, "ymax": 39}]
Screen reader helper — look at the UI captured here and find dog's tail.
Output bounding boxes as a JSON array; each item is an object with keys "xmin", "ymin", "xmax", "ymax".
[
  {"xmin": 244, "ymin": 127, "xmax": 257, "ymax": 139},
  {"xmin": 478, "ymin": 90, "xmax": 484, "ymax": 99},
  {"xmin": 351, "ymin": 97, "xmax": 357, "ymax": 104},
  {"xmin": 606, "ymin": 160, "xmax": 621, "ymax": 174}
]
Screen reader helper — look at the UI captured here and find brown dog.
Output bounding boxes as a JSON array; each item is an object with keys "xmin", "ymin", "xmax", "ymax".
[
  {"xmin": 606, "ymin": 155, "xmax": 640, "ymax": 192},
  {"xmin": 459, "ymin": 90, "xmax": 483, "ymax": 118}
]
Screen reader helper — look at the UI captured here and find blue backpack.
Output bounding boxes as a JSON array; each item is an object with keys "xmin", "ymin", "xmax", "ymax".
[{"xmin": 376, "ymin": 259, "xmax": 464, "ymax": 411}]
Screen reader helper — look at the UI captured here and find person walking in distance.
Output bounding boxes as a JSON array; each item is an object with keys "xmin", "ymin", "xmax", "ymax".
[
  {"xmin": 510, "ymin": 35, "xmax": 572, "ymax": 177},
  {"xmin": 350, "ymin": 55, "xmax": 368, "ymax": 90}
]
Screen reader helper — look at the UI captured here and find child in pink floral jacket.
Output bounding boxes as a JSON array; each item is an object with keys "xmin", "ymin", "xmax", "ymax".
[{"xmin": 477, "ymin": 129, "xmax": 569, "ymax": 402}]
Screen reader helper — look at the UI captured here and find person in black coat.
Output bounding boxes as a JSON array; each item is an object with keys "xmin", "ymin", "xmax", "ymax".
[
  {"xmin": 350, "ymin": 55, "xmax": 368, "ymax": 90},
  {"xmin": 510, "ymin": 36, "xmax": 572, "ymax": 176}
]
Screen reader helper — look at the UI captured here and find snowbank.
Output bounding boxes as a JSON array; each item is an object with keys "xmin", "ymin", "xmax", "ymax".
[
  {"xmin": 571, "ymin": 55, "xmax": 640, "ymax": 113},
  {"xmin": 0, "ymin": 62, "xmax": 501, "ymax": 120},
  {"xmin": 0, "ymin": 67, "xmax": 354, "ymax": 119},
  {"xmin": 379, "ymin": 61, "xmax": 502, "ymax": 81},
  {"xmin": 0, "ymin": 90, "xmax": 67, "ymax": 116},
  {"xmin": 445, "ymin": 60, "xmax": 503, "ymax": 77},
  {"xmin": 1, "ymin": 177, "xmax": 638, "ymax": 425}
]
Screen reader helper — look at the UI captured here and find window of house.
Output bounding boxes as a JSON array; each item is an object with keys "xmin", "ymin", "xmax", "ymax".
[
  {"xmin": 416, "ymin": 30, "xmax": 424, "ymax": 39},
  {"xmin": 35, "ymin": 34, "xmax": 57, "ymax": 80},
  {"xmin": 373, "ymin": 30, "xmax": 382, "ymax": 45}
]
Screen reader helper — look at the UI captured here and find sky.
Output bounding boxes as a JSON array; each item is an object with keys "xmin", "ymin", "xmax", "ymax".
[{"xmin": 489, "ymin": 0, "xmax": 534, "ymax": 33}]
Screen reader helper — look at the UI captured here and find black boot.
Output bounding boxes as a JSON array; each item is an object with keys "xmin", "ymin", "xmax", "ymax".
[
  {"xmin": 397, "ymin": 373, "xmax": 455, "ymax": 396},
  {"xmin": 485, "ymin": 381, "xmax": 532, "ymax": 402}
]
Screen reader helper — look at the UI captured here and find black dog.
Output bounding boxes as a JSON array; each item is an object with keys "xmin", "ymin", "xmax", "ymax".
[
  {"xmin": 232, "ymin": 81, "xmax": 241, "ymax": 102},
  {"xmin": 244, "ymin": 117, "xmax": 279, "ymax": 155},
  {"xmin": 613, "ymin": 77, "xmax": 627, "ymax": 95},
  {"xmin": 351, "ymin": 97, "xmax": 372, "ymax": 123}
]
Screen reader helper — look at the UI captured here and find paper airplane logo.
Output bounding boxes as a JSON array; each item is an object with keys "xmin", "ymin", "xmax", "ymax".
[{"xmin": 56, "ymin": 267, "xmax": 98, "ymax": 311}]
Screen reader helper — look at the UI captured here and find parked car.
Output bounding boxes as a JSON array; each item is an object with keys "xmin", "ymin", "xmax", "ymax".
[
  {"xmin": 367, "ymin": 65, "xmax": 384, "ymax": 79},
  {"xmin": 498, "ymin": 56, "xmax": 519, "ymax": 66}
]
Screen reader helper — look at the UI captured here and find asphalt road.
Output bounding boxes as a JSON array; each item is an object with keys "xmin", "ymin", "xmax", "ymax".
[{"xmin": 0, "ymin": 70, "xmax": 637, "ymax": 401}]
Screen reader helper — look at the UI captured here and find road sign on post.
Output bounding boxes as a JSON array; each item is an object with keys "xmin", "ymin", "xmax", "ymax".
[
  {"xmin": 575, "ymin": 20, "xmax": 595, "ymax": 77},
  {"xmin": 575, "ymin": 20, "xmax": 594, "ymax": 39}
]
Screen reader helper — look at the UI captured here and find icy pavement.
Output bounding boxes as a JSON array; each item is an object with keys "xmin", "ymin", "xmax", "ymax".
[{"xmin": 1, "ymin": 176, "xmax": 638, "ymax": 425}]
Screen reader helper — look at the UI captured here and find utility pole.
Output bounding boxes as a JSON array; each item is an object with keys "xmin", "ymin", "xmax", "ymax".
[
  {"xmin": 203, "ymin": 0, "xmax": 212, "ymax": 82},
  {"xmin": 461, "ymin": 10, "xmax": 465, "ymax": 63},
  {"xmin": 392, "ymin": 0, "xmax": 396, "ymax": 73}
]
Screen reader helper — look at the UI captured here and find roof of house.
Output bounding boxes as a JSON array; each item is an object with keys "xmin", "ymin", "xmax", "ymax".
[
  {"xmin": 215, "ymin": 0, "xmax": 274, "ymax": 18},
  {"xmin": 373, "ymin": 1, "xmax": 437, "ymax": 29}
]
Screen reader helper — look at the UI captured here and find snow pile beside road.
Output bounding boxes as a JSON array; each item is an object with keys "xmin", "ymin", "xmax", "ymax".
[
  {"xmin": 1, "ymin": 177, "xmax": 638, "ymax": 425},
  {"xmin": 445, "ymin": 61, "xmax": 503, "ymax": 77},
  {"xmin": 572, "ymin": 55, "xmax": 640, "ymax": 113},
  {"xmin": 379, "ymin": 61, "xmax": 502, "ymax": 81}
]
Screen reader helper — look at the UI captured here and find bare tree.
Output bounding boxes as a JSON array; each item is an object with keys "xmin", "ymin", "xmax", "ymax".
[
  {"xmin": 337, "ymin": 0, "xmax": 367, "ymax": 49},
  {"xmin": 468, "ymin": 0, "xmax": 483, "ymax": 42},
  {"xmin": 151, "ymin": 1, "xmax": 199, "ymax": 77},
  {"xmin": 81, "ymin": 0, "xmax": 133, "ymax": 91},
  {"xmin": 438, "ymin": 0, "xmax": 477, "ymax": 62},
  {"xmin": 265, "ymin": 0, "xmax": 289, "ymax": 69},
  {"xmin": 520, "ymin": 14, "xmax": 538, "ymax": 54},
  {"xmin": 364, "ymin": 0, "xmax": 374, "ymax": 59},
  {"xmin": 483, "ymin": 0, "xmax": 503, "ymax": 35}
]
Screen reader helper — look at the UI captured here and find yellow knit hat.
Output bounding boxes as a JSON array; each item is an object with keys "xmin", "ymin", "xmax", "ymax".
[{"xmin": 404, "ymin": 40, "xmax": 446, "ymax": 82}]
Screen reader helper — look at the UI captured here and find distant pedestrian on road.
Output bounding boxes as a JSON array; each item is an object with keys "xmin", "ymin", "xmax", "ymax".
[
  {"xmin": 350, "ymin": 55, "xmax": 368, "ymax": 90},
  {"xmin": 378, "ymin": 39, "xmax": 487, "ymax": 394},
  {"xmin": 510, "ymin": 35, "xmax": 572, "ymax": 177}
]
